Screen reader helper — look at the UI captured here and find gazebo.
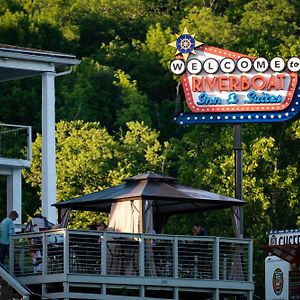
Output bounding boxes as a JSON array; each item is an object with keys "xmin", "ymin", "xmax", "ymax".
[{"xmin": 53, "ymin": 171, "xmax": 246, "ymax": 234}]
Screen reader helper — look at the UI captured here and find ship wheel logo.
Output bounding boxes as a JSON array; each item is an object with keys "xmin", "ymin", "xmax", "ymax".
[
  {"xmin": 176, "ymin": 34, "xmax": 195, "ymax": 53},
  {"xmin": 169, "ymin": 27, "xmax": 203, "ymax": 61}
]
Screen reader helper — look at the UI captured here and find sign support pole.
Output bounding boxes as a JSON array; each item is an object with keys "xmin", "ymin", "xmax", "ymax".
[{"xmin": 233, "ymin": 123, "xmax": 244, "ymax": 238}]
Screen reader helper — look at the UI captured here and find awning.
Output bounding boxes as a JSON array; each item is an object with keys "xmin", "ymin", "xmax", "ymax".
[{"xmin": 261, "ymin": 244, "xmax": 300, "ymax": 264}]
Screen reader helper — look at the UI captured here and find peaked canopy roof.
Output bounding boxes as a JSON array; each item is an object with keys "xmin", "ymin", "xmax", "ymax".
[{"xmin": 53, "ymin": 172, "xmax": 246, "ymax": 216}]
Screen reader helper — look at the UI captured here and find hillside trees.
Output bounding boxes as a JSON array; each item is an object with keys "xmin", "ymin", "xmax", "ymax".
[
  {"xmin": 24, "ymin": 120, "xmax": 167, "ymax": 228},
  {"xmin": 0, "ymin": 0, "xmax": 299, "ymax": 296}
]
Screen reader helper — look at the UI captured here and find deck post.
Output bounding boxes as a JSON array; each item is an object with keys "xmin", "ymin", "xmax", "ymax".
[
  {"xmin": 63, "ymin": 282, "xmax": 69, "ymax": 299},
  {"xmin": 248, "ymin": 239, "xmax": 253, "ymax": 282},
  {"xmin": 173, "ymin": 236, "xmax": 178, "ymax": 278},
  {"xmin": 64, "ymin": 230, "xmax": 69, "ymax": 274},
  {"xmin": 174, "ymin": 287, "xmax": 179, "ymax": 300},
  {"xmin": 140, "ymin": 286, "xmax": 145, "ymax": 298},
  {"xmin": 213, "ymin": 288, "xmax": 220, "ymax": 300},
  {"xmin": 213, "ymin": 237, "xmax": 220, "ymax": 280},
  {"xmin": 42, "ymin": 284, "xmax": 47, "ymax": 300},
  {"xmin": 102, "ymin": 283, "xmax": 107, "ymax": 297},
  {"xmin": 42, "ymin": 233, "xmax": 47, "ymax": 275},
  {"xmin": 139, "ymin": 235, "xmax": 145, "ymax": 277},
  {"xmin": 101, "ymin": 232, "xmax": 107, "ymax": 275},
  {"xmin": 247, "ymin": 289, "xmax": 253, "ymax": 300}
]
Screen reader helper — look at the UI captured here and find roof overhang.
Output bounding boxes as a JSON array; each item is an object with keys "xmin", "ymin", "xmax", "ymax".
[
  {"xmin": 261, "ymin": 244, "xmax": 300, "ymax": 264},
  {"xmin": 0, "ymin": 44, "xmax": 80, "ymax": 82}
]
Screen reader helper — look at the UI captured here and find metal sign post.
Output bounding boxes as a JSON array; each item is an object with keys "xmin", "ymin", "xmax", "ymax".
[{"xmin": 234, "ymin": 123, "xmax": 244, "ymax": 238}]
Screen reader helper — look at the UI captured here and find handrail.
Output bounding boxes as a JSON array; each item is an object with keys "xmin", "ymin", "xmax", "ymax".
[
  {"xmin": 0, "ymin": 264, "xmax": 31, "ymax": 299},
  {"xmin": 11, "ymin": 230, "xmax": 253, "ymax": 283}
]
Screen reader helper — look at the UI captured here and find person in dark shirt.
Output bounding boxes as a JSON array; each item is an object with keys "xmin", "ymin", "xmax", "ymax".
[
  {"xmin": 192, "ymin": 223, "xmax": 208, "ymax": 236},
  {"xmin": 190, "ymin": 223, "xmax": 209, "ymax": 278}
]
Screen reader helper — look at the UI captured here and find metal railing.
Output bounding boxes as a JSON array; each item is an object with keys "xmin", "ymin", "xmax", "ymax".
[
  {"xmin": 10, "ymin": 229, "xmax": 253, "ymax": 282},
  {"xmin": 0, "ymin": 123, "xmax": 32, "ymax": 161}
]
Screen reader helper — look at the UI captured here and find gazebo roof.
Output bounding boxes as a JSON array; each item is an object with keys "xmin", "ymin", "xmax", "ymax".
[{"xmin": 53, "ymin": 171, "xmax": 245, "ymax": 216}]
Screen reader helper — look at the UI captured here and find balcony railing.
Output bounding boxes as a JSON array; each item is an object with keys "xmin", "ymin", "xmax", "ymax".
[
  {"xmin": 0, "ymin": 123, "xmax": 32, "ymax": 162},
  {"xmin": 10, "ymin": 229, "xmax": 252, "ymax": 282}
]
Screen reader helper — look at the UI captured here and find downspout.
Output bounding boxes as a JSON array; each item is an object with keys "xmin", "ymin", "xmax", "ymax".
[{"xmin": 55, "ymin": 66, "xmax": 73, "ymax": 77}]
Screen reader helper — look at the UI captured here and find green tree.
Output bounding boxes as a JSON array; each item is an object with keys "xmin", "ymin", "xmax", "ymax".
[
  {"xmin": 56, "ymin": 58, "xmax": 118, "ymax": 129},
  {"xmin": 113, "ymin": 70, "xmax": 152, "ymax": 128},
  {"xmin": 238, "ymin": 0, "xmax": 300, "ymax": 57},
  {"xmin": 24, "ymin": 120, "xmax": 167, "ymax": 228}
]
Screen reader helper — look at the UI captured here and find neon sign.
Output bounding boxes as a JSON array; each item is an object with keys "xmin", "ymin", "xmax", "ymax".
[{"xmin": 169, "ymin": 28, "xmax": 300, "ymax": 124}]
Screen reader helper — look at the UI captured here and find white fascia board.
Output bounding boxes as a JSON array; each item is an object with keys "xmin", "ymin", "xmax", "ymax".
[
  {"xmin": 0, "ymin": 50, "xmax": 80, "ymax": 67},
  {"xmin": 0, "ymin": 57, "xmax": 55, "ymax": 72}
]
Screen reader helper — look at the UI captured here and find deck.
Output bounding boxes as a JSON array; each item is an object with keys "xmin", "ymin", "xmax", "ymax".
[{"xmin": 10, "ymin": 229, "xmax": 254, "ymax": 299}]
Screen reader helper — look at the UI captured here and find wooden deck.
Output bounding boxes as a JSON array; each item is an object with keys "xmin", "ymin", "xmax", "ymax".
[{"xmin": 9, "ymin": 230, "xmax": 254, "ymax": 299}]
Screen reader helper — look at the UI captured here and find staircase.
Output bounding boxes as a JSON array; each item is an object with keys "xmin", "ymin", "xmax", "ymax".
[
  {"xmin": 0, "ymin": 265, "xmax": 30, "ymax": 300},
  {"xmin": 0, "ymin": 277, "xmax": 23, "ymax": 299}
]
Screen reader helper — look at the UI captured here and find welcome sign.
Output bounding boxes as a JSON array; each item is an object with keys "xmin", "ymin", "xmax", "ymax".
[{"xmin": 170, "ymin": 28, "xmax": 300, "ymax": 124}]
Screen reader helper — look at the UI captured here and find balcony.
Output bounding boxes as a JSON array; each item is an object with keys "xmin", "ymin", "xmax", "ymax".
[
  {"xmin": 0, "ymin": 123, "xmax": 32, "ymax": 168},
  {"xmin": 10, "ymin": 229, "xmax": 254, "ymax": 299}
]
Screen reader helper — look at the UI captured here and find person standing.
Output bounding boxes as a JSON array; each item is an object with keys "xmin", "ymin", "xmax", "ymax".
[
  {"xmin": 24, "ymin": 213, "xmax": 53, "ymax": 233},
  {"xmin": 0, "ymin": 211, "xmax": 19, "ymax": 265}
]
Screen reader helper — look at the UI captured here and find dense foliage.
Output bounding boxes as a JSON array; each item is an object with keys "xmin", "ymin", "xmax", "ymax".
[{"xmin": 0, "ymin": 0, "xmax": 299, "ymax": 297}]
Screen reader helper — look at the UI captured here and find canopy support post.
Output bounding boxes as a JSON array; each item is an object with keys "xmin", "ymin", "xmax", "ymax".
[{"xmin": 139, "ymin": 198, "xmax": 145, "ymax": 233}]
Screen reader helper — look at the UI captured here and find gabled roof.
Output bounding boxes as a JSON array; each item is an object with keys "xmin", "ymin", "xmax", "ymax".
[{"xmin": 53, "ymin": 171, "xmax": 246, "ymax": 215}]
